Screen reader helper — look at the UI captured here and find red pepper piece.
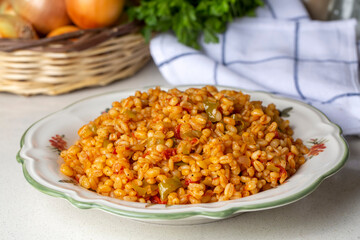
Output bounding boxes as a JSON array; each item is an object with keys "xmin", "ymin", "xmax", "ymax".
[
  {"xmin": 142, "ymin": 151, "xmax": 149, "ymax": 158},
  {"xmin": 151, "ymin": 195, "xmax": 167, "ymax": 204},
  {"xmin": 190, "ymin": 138, "xmax": 198, "ymax": 145},
  {"xmin": 184, "ymin": 178, "xmax": 199, "ymax": 185},
  {"xmin": 175, "ymin": 124, "xmax": 182, "ymax": 139},
  {"xmin": 277, "ymin": 165, "xmax": 287, "ymax": 176},
  {"xmin": 163, "ymin": 148, "xmax": 177, "ymax": 160},
  {"xmin": 183, "ymin": 107, "xmax": 191, "ymax": 114},
  {"xmin": 274, "ymin": 130, "xmax": 279, "ymax": 139},
  {"xmin": 287, "ymin": 152, "xmax": 294, "ymax": 159},
  {"xmin": 74, "ymin": 175, "xmax": 80, "ymax": 183}
]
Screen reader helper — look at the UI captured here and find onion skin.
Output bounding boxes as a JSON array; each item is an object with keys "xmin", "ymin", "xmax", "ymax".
[
  {"xmin": 65, "ymin": 0, "xmax": 124, "ymax": 29},
  {"xmin": 10, "ymin": 0, "xmax": 71, "ymax": 35},
  {"xmin": 47, "ymin": 25, "xmax": 80, "ymax": 38},
  {"xmin": 0, "ymin": 14, "xmax": 37, "ymax": 39},
  {"xmin": 0, "ymin": 0, "xmax": 16, "ymax": 15}
]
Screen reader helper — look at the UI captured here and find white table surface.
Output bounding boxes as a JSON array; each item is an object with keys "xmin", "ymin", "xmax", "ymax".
[{"xmin": 1, "ymin": 61, "xmax": 360, "ymax": 240}]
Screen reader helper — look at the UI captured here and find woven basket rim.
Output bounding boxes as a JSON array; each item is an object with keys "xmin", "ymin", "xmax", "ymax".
[
  {"xmin": 0, "ymin": 21, "xmax": 141, "ymax": 53},
  {"xmin": 0, "ymin": 32, "xmax": 151, "ymax": 96}
]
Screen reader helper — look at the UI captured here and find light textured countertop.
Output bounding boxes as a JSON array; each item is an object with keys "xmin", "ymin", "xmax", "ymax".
[{"xmin": 1, "ymin": 61, "xmax": 360, "ymax": 240}]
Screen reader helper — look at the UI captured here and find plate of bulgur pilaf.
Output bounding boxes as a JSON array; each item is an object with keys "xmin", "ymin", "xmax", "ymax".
[{"xmin": 17, "ymin": 85, "xmax": 348, "ymax": 224}]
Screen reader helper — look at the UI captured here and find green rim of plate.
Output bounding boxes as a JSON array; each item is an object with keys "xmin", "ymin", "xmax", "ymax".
[{"xmin": 16, "ymin": 85, "xmax": 349, "ymax": 220}]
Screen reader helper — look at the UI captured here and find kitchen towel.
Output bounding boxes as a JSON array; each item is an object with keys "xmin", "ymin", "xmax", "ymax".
[{"xmin": 150, "ymin": 0, "xmax": 360, "ymax": 135}]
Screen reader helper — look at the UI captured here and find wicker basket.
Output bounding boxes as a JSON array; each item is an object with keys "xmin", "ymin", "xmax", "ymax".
[{"xmin": 0, "ymin": 22, "xmax": 151, "ymax": 95}]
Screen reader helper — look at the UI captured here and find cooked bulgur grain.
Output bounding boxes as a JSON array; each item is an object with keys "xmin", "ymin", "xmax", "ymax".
[{"xmin": 60, "ymin": 86, "xmax": 309, "ymax": 204}]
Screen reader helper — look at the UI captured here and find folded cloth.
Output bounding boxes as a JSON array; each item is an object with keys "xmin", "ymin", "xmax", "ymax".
[{"xmin": 150, "ymin": 0, "xmax": 360, "ymax": 135}]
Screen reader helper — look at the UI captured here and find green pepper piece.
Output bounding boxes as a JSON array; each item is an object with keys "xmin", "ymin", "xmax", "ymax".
[
  {"xmin": 89, "ymin": 124, "xmax": 97, "ymax": 134},
  {"xmin": 204, "ymin": 100, "xmax": 219, "ymax": 122},
  {"xmin": 174, "ymin": 162, "xmax": 187, "ymax": 166},
  {"xmin": 183, "ymin": 130, "xmax": 202, "ymax": 138},
  {"xmin": 232, "ymin": 114, "xmax": 245, "ymax": 132},
  {"xmin": 102, "ymin": 139, "xmax": 110, "ymax": 148},
  {"xmin": 124, "ymin": 110, "xmax": 136, "ymax": 119},
  {"xmin": 182, "ymin": 144, "xmax": 191, "ymax": 155},
  {"xmin": 158, "ymin": 177, "xmax": 182, "ymax": 201},
  {"xmin": 142, "ymin": 180, "xmax": 158, "ymax": 192},
  {"xmin": 132, "ymin": 183, "xmax": 147, "ymax": 197},
  {"xmin": 231, "ymin": 114, "xmax": 240, "ymax": 122}
]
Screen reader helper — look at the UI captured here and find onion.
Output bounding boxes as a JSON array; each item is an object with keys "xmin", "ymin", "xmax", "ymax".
[
  {"xmin": 0, "ymin": 0, "xmax": 16, "ymax": 15},
  {"xmin": 47, "ymin": 25, "xmax": 80, "ymax": 38},
  {"xmin": 10, "ymin": 0, "xmax": 71, "ymax": 35},
  {"xmin": 0, "ymin": 14, "xmax": 37, "ymax": 39},
  {"xmin": 65, "ymin": 0, "xmax": 125, "ymax": 29}
]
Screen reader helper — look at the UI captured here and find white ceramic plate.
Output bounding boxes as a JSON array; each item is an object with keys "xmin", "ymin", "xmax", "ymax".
[{"xmin": 17, "ymin": 85, "xmax": 348, "ymax": 224}]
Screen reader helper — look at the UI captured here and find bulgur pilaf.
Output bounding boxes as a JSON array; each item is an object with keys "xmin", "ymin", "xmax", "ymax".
[{"xmin": 60, "ymin": 86, "xmax": 309, "ymax": 205}]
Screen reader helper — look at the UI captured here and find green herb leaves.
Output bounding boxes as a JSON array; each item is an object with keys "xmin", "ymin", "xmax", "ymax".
[{"xmin": 127, "ymin": 0, "xmax": 263, "ymax": 49}]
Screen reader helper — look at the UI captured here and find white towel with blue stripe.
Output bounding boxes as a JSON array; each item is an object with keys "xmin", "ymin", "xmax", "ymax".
[{"xmin": 150, "ymin": 0, "xmax": 360, "ymax": 135}]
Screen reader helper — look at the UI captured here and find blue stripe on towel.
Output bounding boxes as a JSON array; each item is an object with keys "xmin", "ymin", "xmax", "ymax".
[
  {"xmin": 299, "ymin": 58, "xmax": 358, "ymax": 64},
  {"xmin": 226, "ymin": 57, "xmax": 358, "ymax": 65},
  {"xmin": 157, "ymin": 52, "xmax": 358, "ymax": 69},
  {"xmin": 214, "ymin": 62, "xmax": 219, "ymax": 84},
  {"xmin": 157, "ymin": 52, "xmax": 200, "ymax": 68},
  {"xmin": 264, "ymin": 0, "xmax": 277, "ymax": 19},
  {"xmin": 293, "ymin": 21, "xmax": 306, "ymax": 100},
  {"xmin": 221, "ymin": 33, "xmax": 226, "ymax": 65},
  {"xmin": 226, "ymin": 56, "xmax": 293, "ymax": 65},
  {"xmin": 322, "ymin": 93, "xmax": 360, "ymax": 104}
]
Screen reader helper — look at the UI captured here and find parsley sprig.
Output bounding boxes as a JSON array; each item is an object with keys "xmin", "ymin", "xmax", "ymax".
[{"xmin": 127, "ymin": 0, "xmax": 263, "ymax": 49}]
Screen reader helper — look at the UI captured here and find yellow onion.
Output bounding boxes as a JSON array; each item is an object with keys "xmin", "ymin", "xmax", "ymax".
[
  {"xmin": 0, "ymin": 14, "xmax": 37, "ymax": 39},
  {"xmin": 65, "ymin": 0, "xmax": 125, "ymax": 29},
  {"xmin": 10, "ymin": 0, "xmax": 71, "ymax": 35},
  {"xmin": 0, "ymin": 0, "xmax": 16, "ymax": 15}
]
